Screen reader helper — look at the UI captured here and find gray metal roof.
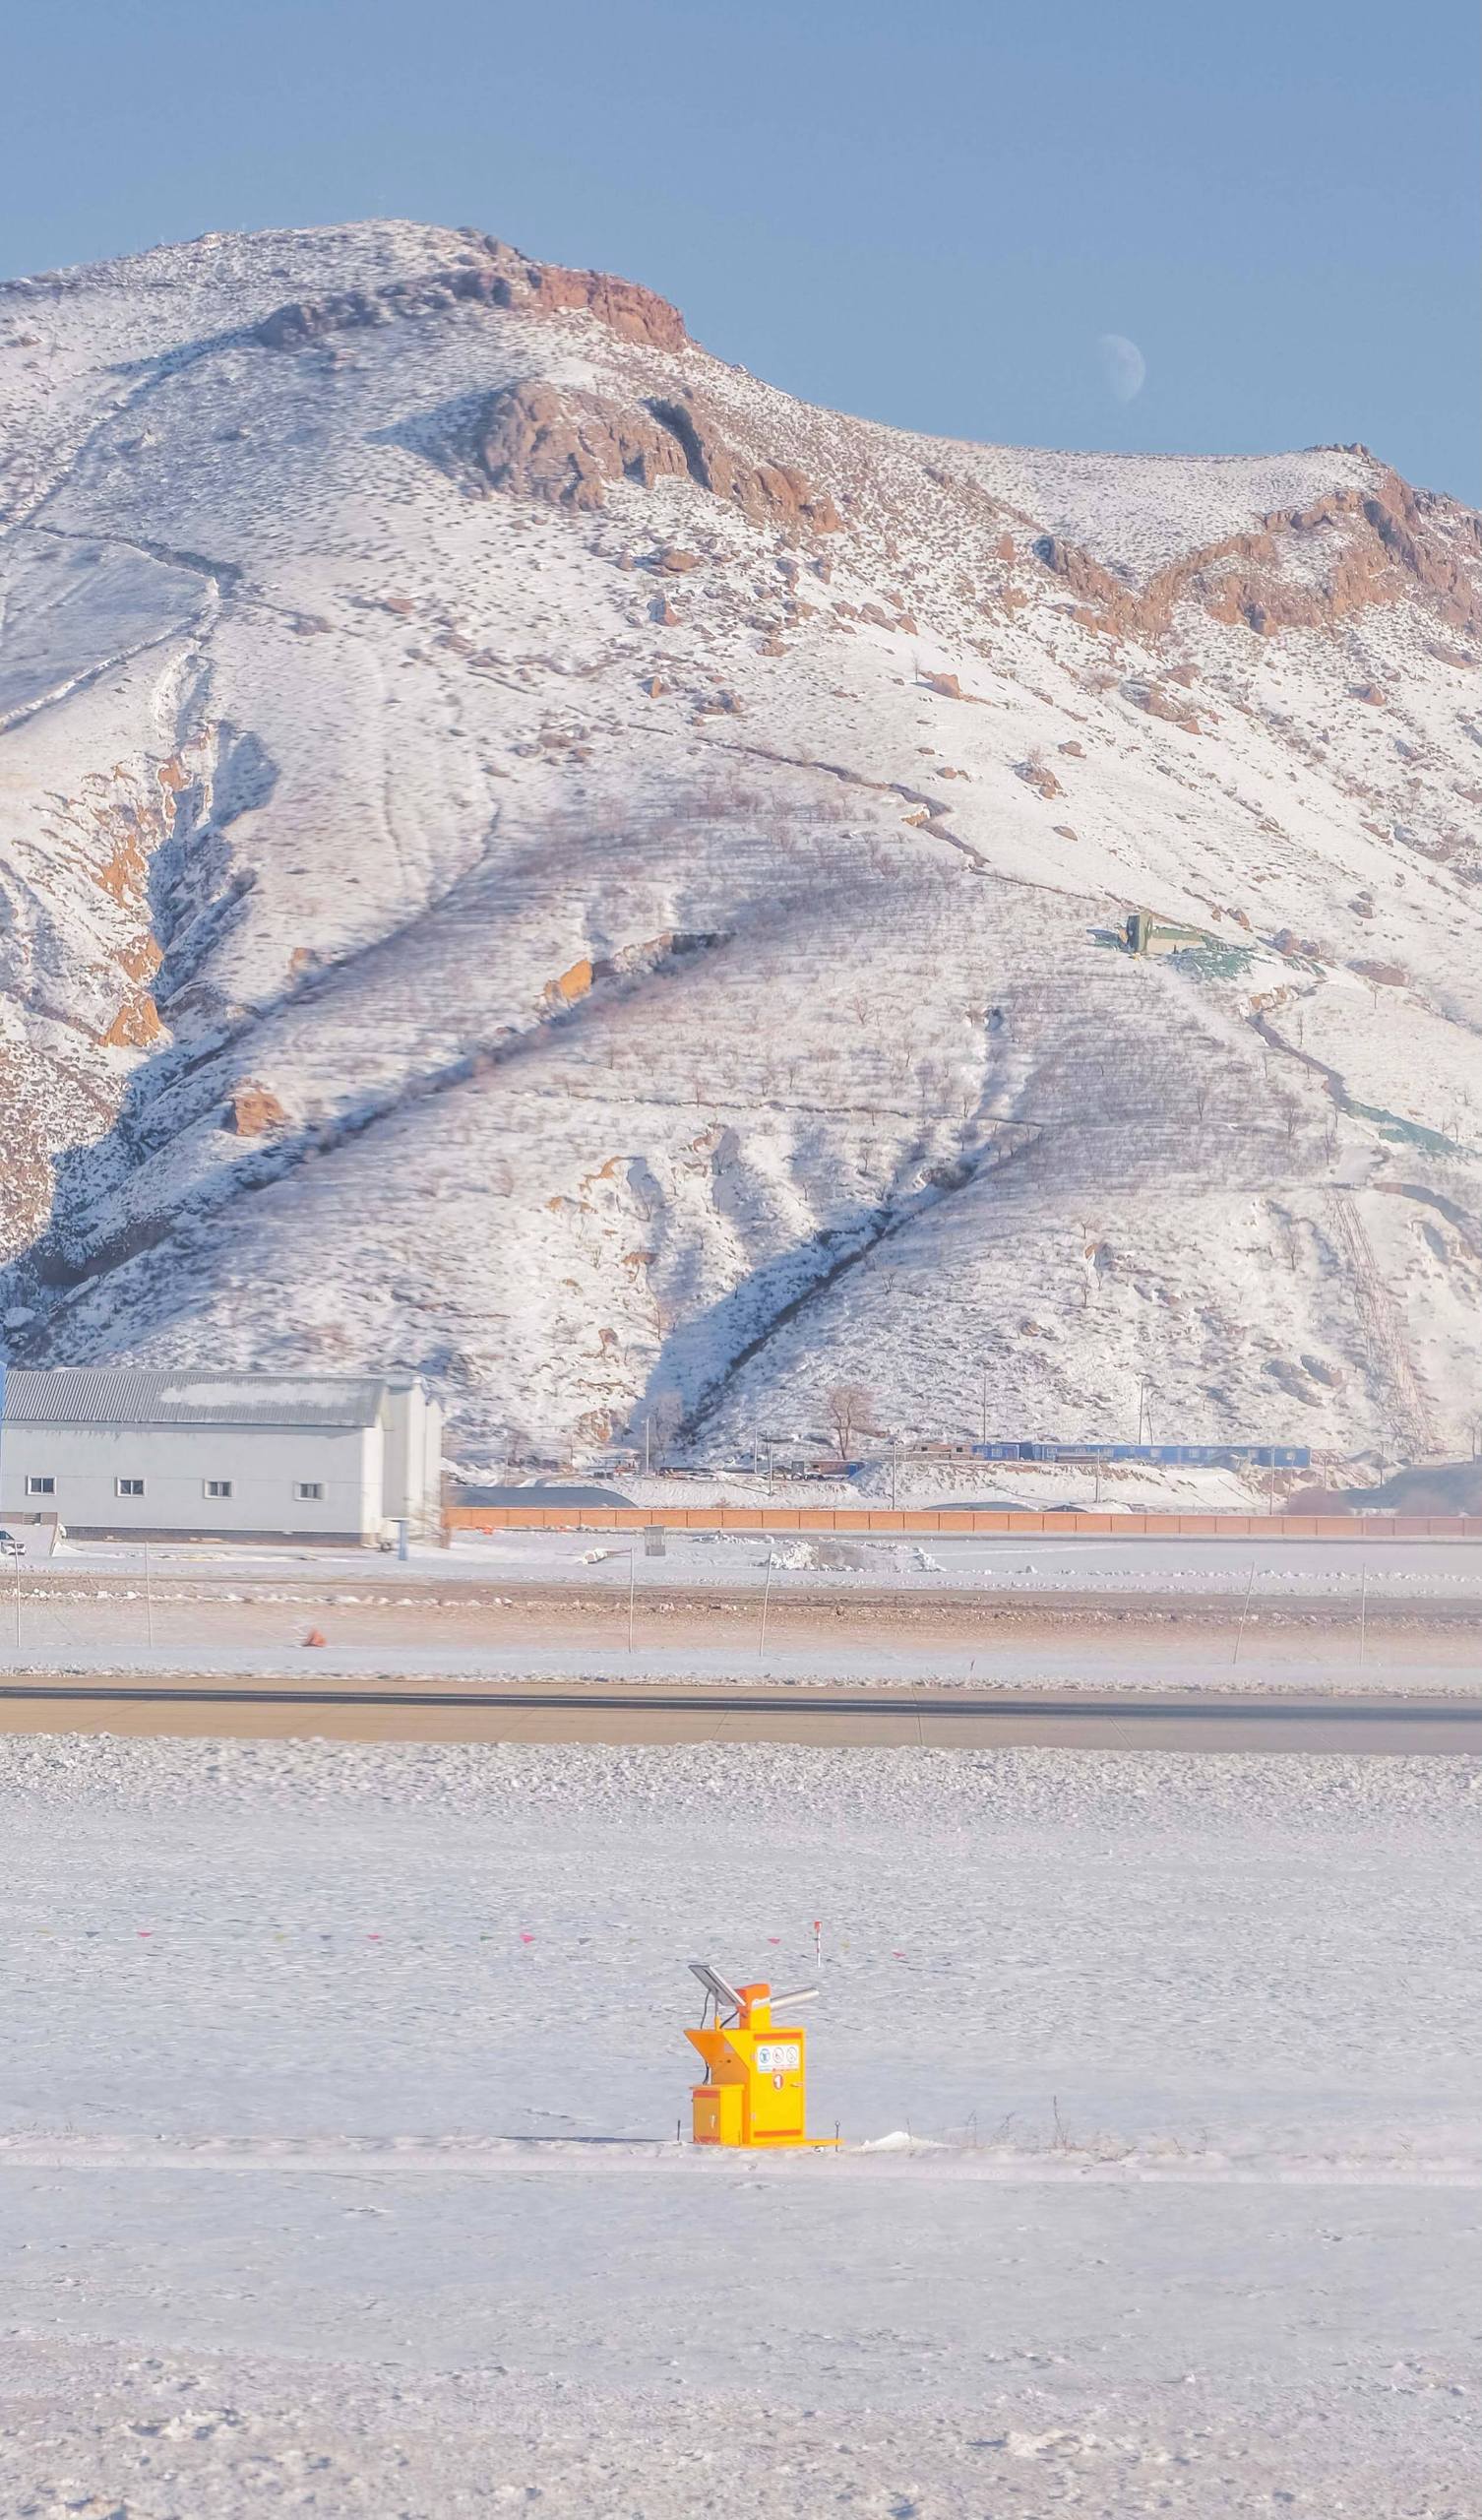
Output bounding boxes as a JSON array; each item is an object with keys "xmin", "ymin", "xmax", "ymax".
[{"xmin": 0, "ymin": 1367, "xmax": 389, "ymax": 1430}]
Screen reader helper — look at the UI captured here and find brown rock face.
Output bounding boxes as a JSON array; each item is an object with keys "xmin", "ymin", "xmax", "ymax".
[
  {"xmin": 1124, "ymin": 681, "xmax": 1209, "ymax": 736},
  {"xmin": 644, "ymin": 397, "xmax": 841, "ymax": 533},
  {"xmin": 225, "ymin": 1083, "xmax": 288, "ymax": 1135},
  {"xmin": 475, "ymin": 381, "xmax": 689, "ymax": 511},
  {"xmin": 1034, "ymin": 468, "xmax": 1482, "ymax": 645},
  {"xmin": 100, "ymin": 994, "xmax": 161, "ymax": 1049},
  {"xmin": 254, "ymin": 234, "xmax": 689, "ymax": 358},
  {"xmin": 473, "ymin": 236, "xmax": 688, "ymax": 350},
  {"xmin": 465, "ymin": 379, "xmax": 839, "ymax": 536}
]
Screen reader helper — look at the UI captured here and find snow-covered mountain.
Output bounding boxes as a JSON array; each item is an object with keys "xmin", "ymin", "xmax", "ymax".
[{"xmin": 1, "ymin": 219, "xmax": 1479, "ymax": 1466}]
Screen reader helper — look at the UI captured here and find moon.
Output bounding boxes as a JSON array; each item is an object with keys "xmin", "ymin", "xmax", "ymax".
[{"xmin": 1097, "ymin": 333, "xmax": 1146, "ymax": 404}]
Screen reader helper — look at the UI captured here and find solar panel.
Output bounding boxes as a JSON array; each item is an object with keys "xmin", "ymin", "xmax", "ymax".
[{"xmin": 688, "ymin": 1961, "xmax": 744, "ymax": 2014}]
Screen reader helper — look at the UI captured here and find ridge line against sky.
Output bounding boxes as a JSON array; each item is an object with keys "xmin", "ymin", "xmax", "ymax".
[{"xmin": 2, "ymin": 0, "xmax": 1479, "ymax": 504}]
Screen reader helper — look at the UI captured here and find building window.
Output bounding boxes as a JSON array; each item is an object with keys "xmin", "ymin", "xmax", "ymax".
[
  {"xmin": 204, "ymin": 1480, "xmax": 233, "ymax": 1500},
  {"xmin": 25, "ymin": 1476, "xmax": 54, "ymax": 1496},
  {"xmin": 293, "ymin": 1480, "xmax": 324, "ymax": 1502},
  {"xmin": 115, "ymin": 1477, "xmax": 145, "ymax": 1497}
]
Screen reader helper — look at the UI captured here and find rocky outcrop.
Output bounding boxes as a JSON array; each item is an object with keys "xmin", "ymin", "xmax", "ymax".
[
  {"xmin": 224, "ymin": 1083, "xmax": 287, "ymax": 1136},
  {"xmin": 468, "ymin": 381, "xmax": 840, "ymax": 534},
  {"xmin": 101, "ymin": 995, "xmax": 162, "ymax": 1050},
  {"xmin": 643, "ymin": 398, "xmax": 841, "ymax": 533},
  {"xmin": 1124, "ymin": 680, "xmax": 1209, "ymax": 736},
  {"xmin": 253, "ymin": 233, "xmax": 688, "ymax": 356},
  {"xmin": 474, "ymin": 381, "xmax": 691, "ymax": 511},
  {"xmin": 1033, "ymin": 468, "xmax": 1482, "ymax": 644}
]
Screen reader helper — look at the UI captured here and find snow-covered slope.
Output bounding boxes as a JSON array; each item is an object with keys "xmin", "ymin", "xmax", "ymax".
[{"xmin": 1, "ymin": 219, "xmax": 1479, "ymax": 1466}]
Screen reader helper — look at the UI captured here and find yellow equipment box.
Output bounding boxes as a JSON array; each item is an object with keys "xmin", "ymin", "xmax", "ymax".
[{"xmin": 685, "ymin": 1962, "xmax": 836, "ymax": 2148}]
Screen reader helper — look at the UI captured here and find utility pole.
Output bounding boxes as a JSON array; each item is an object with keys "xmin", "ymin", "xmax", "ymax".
[{"xmin": 1232, "ymin": 1560, "xmax": 1256, "ymax": 1665}]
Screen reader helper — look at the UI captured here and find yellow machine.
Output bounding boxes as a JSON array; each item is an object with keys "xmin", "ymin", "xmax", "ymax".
[{"xmin": 685, "ymin": 1961, "xmax": 836, "ymax": 2148}]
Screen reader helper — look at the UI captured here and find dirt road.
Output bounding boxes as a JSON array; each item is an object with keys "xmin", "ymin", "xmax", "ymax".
[{"xmin": 4, "ymin": 1675, "xmax": 1482, "ymax": 1752}]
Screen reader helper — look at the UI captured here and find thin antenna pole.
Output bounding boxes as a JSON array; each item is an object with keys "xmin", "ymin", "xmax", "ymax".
[{"xmin": 1232, "ymin": 1560, "xmax": 1256, "ymax": 1666}]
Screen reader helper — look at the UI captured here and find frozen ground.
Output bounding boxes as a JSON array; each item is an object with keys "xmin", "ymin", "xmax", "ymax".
[
  {"xmin": 442, "ymin": 1528, "xmax": 1482, "ymax": 1597},
  {"xmin": 35, "ymin": 1529, "xmax": 1482, "ymax": 1597},
  {"xmin": 4, "ymin": 1530, "xmax": 1482, "ymax": 1693},
  {"xmin": 1, "ymin": 1734, "xmax": 1480, "ymax": 2512}
]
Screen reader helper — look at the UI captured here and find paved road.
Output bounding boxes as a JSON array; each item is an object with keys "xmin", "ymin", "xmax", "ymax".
[{"xmin": 3, "ymin": 1678, "xmax": 1481, "ymax": 1752}]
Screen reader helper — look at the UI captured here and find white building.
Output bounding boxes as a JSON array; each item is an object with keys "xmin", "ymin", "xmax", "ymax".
[{"xmin": 0, "ymin": 1368, "xmax": 442, "ymax": 1544}]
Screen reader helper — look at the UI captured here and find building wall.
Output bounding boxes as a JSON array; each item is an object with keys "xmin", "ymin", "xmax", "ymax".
[
  {"xmin": 0, "ymin": 1420, "xmax": 383, "ymax": 1540},
  {"xmin": 383, "ymin": 1378, "xmax": 444, "ymax": 1532}
]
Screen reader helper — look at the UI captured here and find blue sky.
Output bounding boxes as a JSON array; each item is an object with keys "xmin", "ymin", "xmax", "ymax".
[{"xmin": 4, "ymin": 0, "xmax": 1477, "ymax": 499}]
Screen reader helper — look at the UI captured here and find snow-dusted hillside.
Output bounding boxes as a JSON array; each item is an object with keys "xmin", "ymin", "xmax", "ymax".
[{"xmin": 1, "ymin": 219, "xmax": 1479, "ymax": 1466}]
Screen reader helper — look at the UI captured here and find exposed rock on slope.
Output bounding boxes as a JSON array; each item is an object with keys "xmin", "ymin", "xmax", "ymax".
[
  {"xmin": 0, "ymin": 218, "xmax": 1480, "ymax": 1465},
  {"xmin": 469, "ymin": 380, "xmax": 840, "ymax": 530}
]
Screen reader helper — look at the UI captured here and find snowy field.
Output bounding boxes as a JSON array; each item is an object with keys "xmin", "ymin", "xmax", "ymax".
[{"xmin": 2, "ymin": 1733, "xmax": 1481, "ymax": 2513}]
